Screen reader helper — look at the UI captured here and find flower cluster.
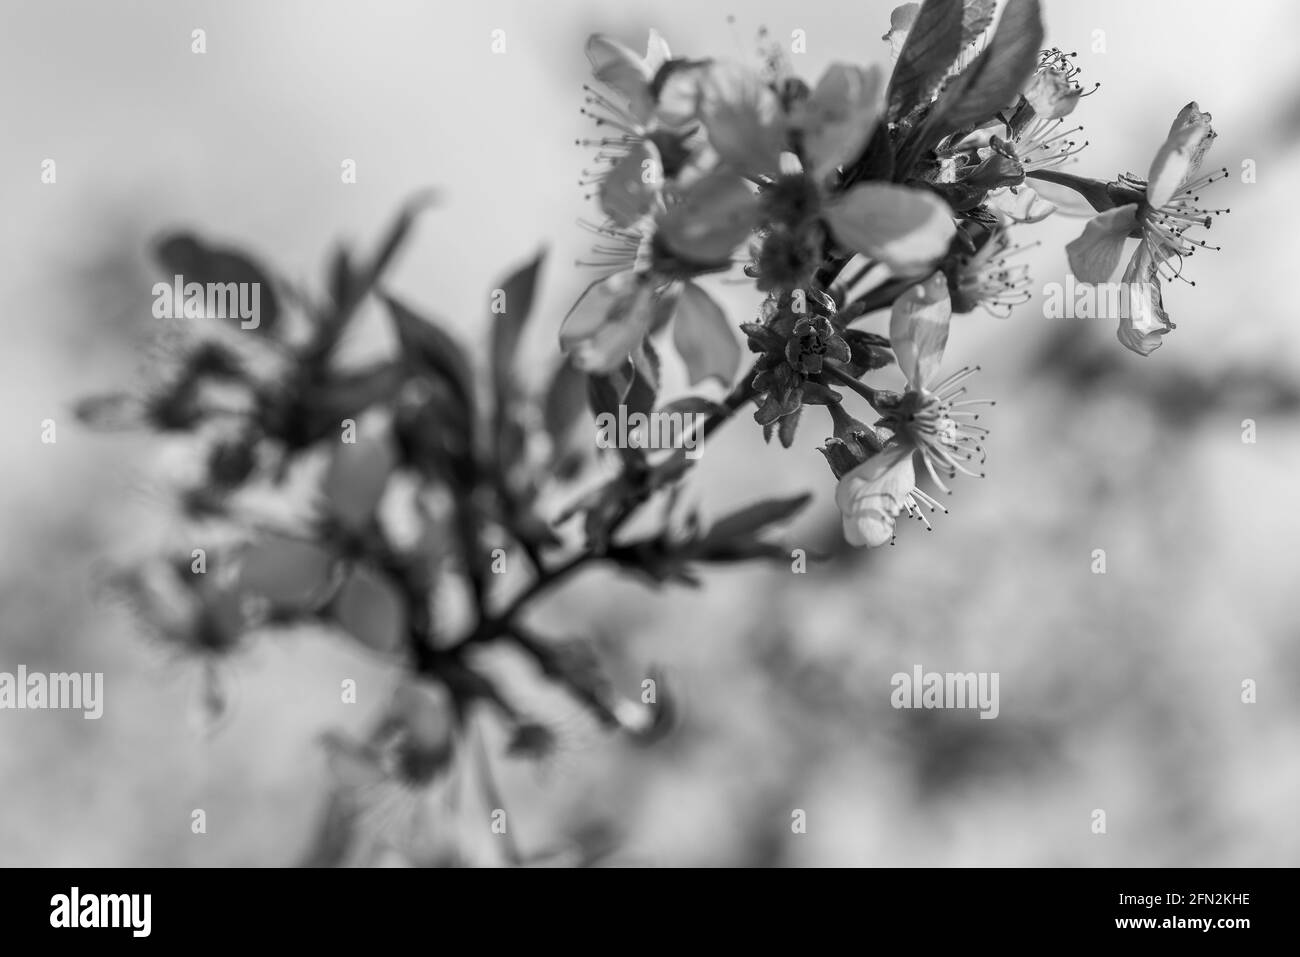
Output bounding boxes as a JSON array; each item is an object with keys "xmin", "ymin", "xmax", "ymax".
[
  {"xmin": 568, "ymin": 0, "xmax": 1228, "ymax": 548},
  {"xmin": 74, "ymin": 0, "xmax": 1232, "ymax": 866}
]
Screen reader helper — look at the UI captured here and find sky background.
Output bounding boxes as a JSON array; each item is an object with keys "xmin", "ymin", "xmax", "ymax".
[{"xmin": 1, "ymin": 0, "xmax": 1298, "ymax": 865}]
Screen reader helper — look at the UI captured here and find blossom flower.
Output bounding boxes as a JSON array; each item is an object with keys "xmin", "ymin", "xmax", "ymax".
[
  {"xmin": 948, "ymin": 223, "xmax": 1035, "ymax": 316},
  {"xmin": 835, "ymin": 273, "xmax": 989, "ymax": 546},
  {"xmin": 699, "ymin": 59, "xmax": 957, "ymax": 281},
  {"xmin": 974, "ymin": 51, "xmax": 1093, "ymax": 223},
  {"xmin": 559, "ymin": 189, "xmax": 745, "ymax": 384},
  {"xmin": 578, "ymin": 31, "xmax": 708, "ymax": 227},
  {"xmin": 319, "ymin": 680, "xmax": 464, "ymax": 866},
  {"xmin": 1065, "ymin": 102, "xmax": 1228, "ymax": 354}
]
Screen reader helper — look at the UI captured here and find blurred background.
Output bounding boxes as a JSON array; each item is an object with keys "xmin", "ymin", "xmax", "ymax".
[{"xmin": 2, "ymin": 0, "xmax": 1298, "ymax": 866}]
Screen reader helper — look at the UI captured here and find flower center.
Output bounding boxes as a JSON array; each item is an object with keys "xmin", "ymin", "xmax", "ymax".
[{"xmin": 1128, "ymin": 168, "xmax": 1232, "ymax": 284}]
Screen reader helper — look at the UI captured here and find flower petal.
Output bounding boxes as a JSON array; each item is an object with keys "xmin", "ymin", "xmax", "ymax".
[
  {"xmin": 699, "ymin": 61, "xmax": 786, "ymax": 178},
  {"xmin": 586, "ymin": 34, "xmax": 655, "ymax": 125},
  {"xmin": 1116, "ymin": 245, "xmax": 1171, "ymax": 356},
  {"xmin": 656, "ymin": 169, "xmax": 759, "ymax": 266},
  {"xmin": 1146, "ymin": 102, "xmax": 1215, "ymax": 208},
  {"xmin": 825, "ymin": 183, "xmax": 956, "ymax": 275},
  {"xmin": 889, "ymin": 271, "xmax": 952, "ymax": 391},
  {"xmin": 1065, "ymin": 204, "xmax": 1138, "ymax": 283},
  {"xmin": 835, "ymin": 444, "xmax": 916, "ymax": 547},
  {"xmin": 643, "ymin": 28, "xmax": 672, "ymax": 73},
  {"xmin": 882, "ymin": 3, "xmax": 920, "ymax": 61},
  {"xmin": 1023, "ymin": 66, "xmax": 1082, "ymax": 120},
  {"xmin": 567, "ymin": 278, "xmax": 663, "ymax": 374},
  {"xmin": 800, "ymin": 63, "xmax": 885, "ymax": 182},
  {"xmin": 672, "ymin": 281, "xmax": 741, "ymax": 386},
  {"xmin": 985, "ymin": 184, "xmax": 1056, "ymax": 223},
  {"xmin": 559, "ymin": 271, "xmax": 638, "ymax": 349},
  {"xmin": 600, "ymin": 140, "xmax": 662, "ymax": 227}
]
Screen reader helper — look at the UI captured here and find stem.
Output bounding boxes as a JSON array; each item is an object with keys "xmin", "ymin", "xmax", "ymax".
[
  {"xmin": 1025, "ymin": 169, "xmax": 1122, "ymax": 213},
  {"xmin": 820, "ymin": 362, "xmax": 884, "ymax": 411}
]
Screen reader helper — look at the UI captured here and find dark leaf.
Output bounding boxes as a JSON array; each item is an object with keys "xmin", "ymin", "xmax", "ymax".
[
  {"xmin": 313, "ymin": 193, "xmax": 435, "ymax": 360},
  {"xmin": 154, "ymin": 234, "xmax": 282, "ymax": 334},
  {"xmin": 382, "ymin": 293, "xmax": 474, "ymax": 416},
  {"xmin": 924, "ymin": 0, "xmax": 1044, "ymax": 135},
  {"xmin": 490, "ymin": 249, "xmax": 546, "ymax": 391},
  {"xmin": 544, "ymin": 358, "xmax": 590, "ymax": 442},
  {"xmin": 657, "ymin": 397, "xmax": 729, "ymax": 418},
  {"xmin": 841, "ymin": 121, "xmax": 895, "ymax": 188},
  {"xmin": 700, "ymin": 492, "xmax": 812, "ymax": 546},
  {"xmin": 310, "ymin": 362, "xmax": 407, "ymax": 423},
  {"xmin": 887, "ymin": 0, "xmax": 965, "ymax": 123}
]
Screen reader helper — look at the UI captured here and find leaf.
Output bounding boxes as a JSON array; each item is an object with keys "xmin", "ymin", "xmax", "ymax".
[
  {"xmin": 700, "ymin": 492, "xmax": 812, "ymax": 546},
  {"xmin": 292, "ymin": 362, "xmax": 407, "ymax": 449},
  {"xmin": 382, "ymin": 293, "xmax": 474, "ymax": 415},
  {"xmin": 312, "ymin": 193, "xmax": 435, "ymax": 360},
  {"xmin": 657, "ymin": 397, "xmax": 729, "ymax": 418},
  {"xmin": 886, "ymin": 0, "xmax": 965, "ymax": 123},
  {"xmin": 543, "ymin": 358, "xmax": 586, "ymax": 432},
  {"xmin": 327, "ymin": 566, "xmax": 406, "ymax": 655},
  {"xmin": 354, "ymin": 193, "xmax": 437, "ymax": 307},
  {"xmin": 154, "ymin": 234, "xmax": 282, "ymax": 334},
  {"xmin": 237, "ymin": 536, "xmax": 340, "ymax": 609},
  {"xmin": 672, "ymin": 282, "xmax": 741, "ymax": 386},
  {"xmin": 923, "ymin": 0, "xmax": 1044, "ymax": 135},
  {"xmin": 490, "ymin": 249, "xmax": 546, "ymax": 391},
  {"xmin": 322, "ymin": 431, "xmax": 397, "ymax": 532}
]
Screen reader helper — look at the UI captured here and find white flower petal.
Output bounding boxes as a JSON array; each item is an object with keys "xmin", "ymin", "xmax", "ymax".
[
  {"xmin": 567, "ymin": 279, "xmax": 662, "ymax": 374},
  {"xmin": 835, "ymin": 445, "xmax": 916, "ymax": 547},
  {"xmin": 1065, "ymin": 204, "xmax": 1138, "ymax": 283},
  {"xmin": 1116, "ymin": 245, "xmax": 1171, "ymax": 356},
  {"xmin": 1023, "ymin": 67, "xmax": 1082, "ymax": 120},
  {"xmin": 586, "ymin": 34, "xmax": 655, "ymax": 125},
  {"xmin": 985, "ymin": 185, "xmax": 1056, "ymax": 223},
  {"xmin": 699, "ymin": 61, "xmax": 786, "ymax": 178},
  {"xmin": 882, "ymin": 3, "xmax": 920, "ymax": 61},
  {"xmin": 672, "ymin": 281, "xmax": 741, "ymax": 386},
  {"xmin": 825, "ymin": 183, "xmax": 956, "ymax": 275},
  {"xmin": 800, "ymin": 63, "xmax": 885, "ymax": 182},
  {"xmin": 1146, "ymin": 102, "xmax": 1215, "ymax": 208},
  {"xmin": 889, "ymin": 271, "xmax": 952, "ymax": 391},
  {"xmin": 656, "ymin": 169, "xmax": 759, "ymax": 266},
  {"xmin": 643, "ymin": 28, "xmax": 672, "ymax": 73},
  {"xmin": 560, "ymin": 271, "xmax": 641, "ymax": 353},
  {"xmin": 600, "ymin": 140, "xmax": 662, "ymax": 227}
]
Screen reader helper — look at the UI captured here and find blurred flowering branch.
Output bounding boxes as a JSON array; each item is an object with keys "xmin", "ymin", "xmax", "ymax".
[{"xmin": 75, "ymin": 0, "xmax": 1231, "ymax": 865}]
